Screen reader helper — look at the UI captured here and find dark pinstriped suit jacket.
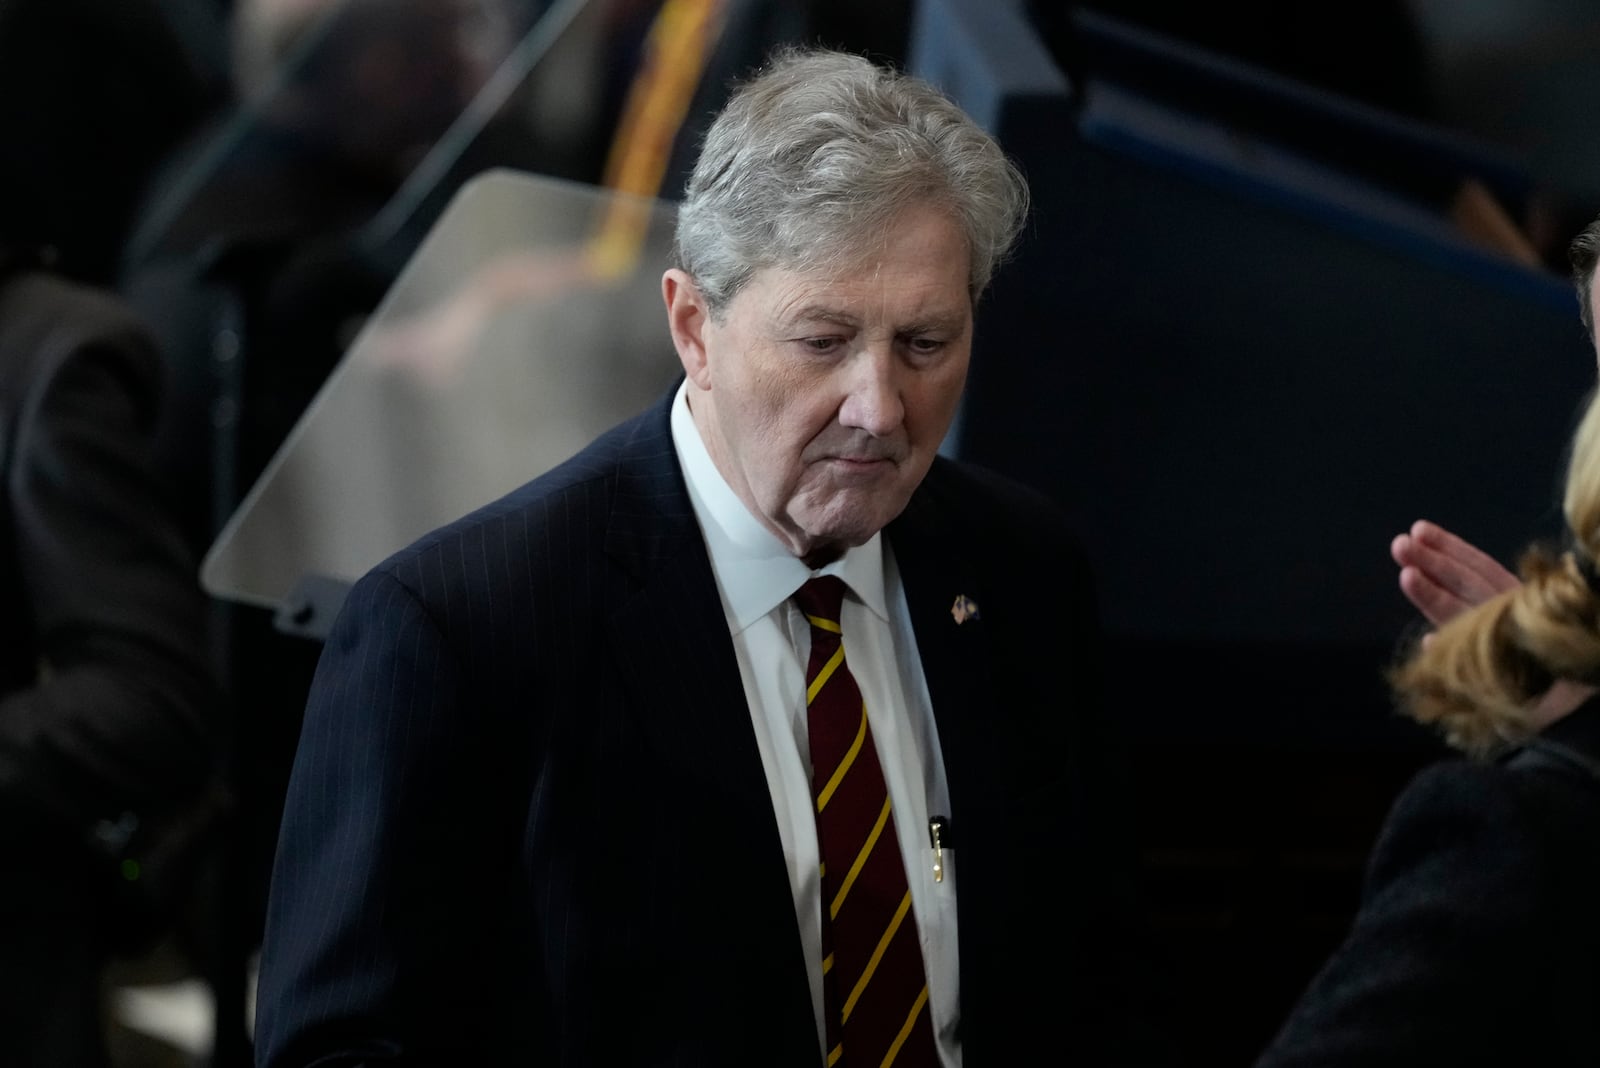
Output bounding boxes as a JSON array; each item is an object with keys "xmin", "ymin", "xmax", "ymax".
[{"xmin": 254, "ymin": 388, "xmax": 1153, "ymax": 1067}]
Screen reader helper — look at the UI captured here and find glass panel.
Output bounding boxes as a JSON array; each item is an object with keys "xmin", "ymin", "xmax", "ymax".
[{"xmin": 200, "ymin": 169, "xmax": 681, "ymax": 608}]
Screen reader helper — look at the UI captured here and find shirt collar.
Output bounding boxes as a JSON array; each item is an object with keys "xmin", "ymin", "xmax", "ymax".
[{"xmin": 670, "ymin": 381, "xmax": 888, "ymax": 632}]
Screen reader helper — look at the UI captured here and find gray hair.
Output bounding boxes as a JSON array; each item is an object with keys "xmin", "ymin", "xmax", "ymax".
[{"xmin": 673, "ymin": 47, "xmax": 1030, "ymax": 316}]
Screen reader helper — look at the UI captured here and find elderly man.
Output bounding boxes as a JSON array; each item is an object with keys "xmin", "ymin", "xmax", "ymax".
[{"xmin": 255, "ymin": 47, "xmax": 1155, "ymax": 1067}]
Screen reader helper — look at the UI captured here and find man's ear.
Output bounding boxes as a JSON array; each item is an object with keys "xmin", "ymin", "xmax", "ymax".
[{"xmin": 663, "ymin": 268, "xmax": 713, "ymax": 389}]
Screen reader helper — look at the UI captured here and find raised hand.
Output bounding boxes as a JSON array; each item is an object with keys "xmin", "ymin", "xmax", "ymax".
[{"xmin": 1390, "ymin": 519, "xmax": 1520, "ymax": 628}]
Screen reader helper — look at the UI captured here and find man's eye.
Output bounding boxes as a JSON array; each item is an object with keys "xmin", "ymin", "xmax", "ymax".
[
  {"xmin": 800, "ymin": 337, "xmax": 843, "ymax": 353},
  {"xmin": 907, "ymin": 337, "xmax": 946, "ymax": 355}
]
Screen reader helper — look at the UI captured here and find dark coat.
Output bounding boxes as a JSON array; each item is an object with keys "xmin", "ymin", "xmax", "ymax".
[
  {"xmin": 1256, "ymin": 695, "xmax": 1600, "ymax": 1067},
  {"xmin": 0, "ymin": 269, "xmax": 216, "ymax": 837},
  {"xmin": 0, "ymin": 268, "xmax": 219, "ymax": 1066}
]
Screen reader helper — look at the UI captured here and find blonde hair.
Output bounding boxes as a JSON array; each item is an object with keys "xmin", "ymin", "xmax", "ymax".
[{"xmin": 1393, "ymin": 389, "xmax": 1600, "ymax": 756}]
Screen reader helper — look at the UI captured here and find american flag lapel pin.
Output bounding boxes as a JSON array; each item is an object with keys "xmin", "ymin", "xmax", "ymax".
[{"xmin": 950, "ymin": 594, "xmax": 979, "ymax": 624}]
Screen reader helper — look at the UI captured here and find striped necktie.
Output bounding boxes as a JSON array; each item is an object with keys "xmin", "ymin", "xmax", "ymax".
[{"xmin": 794, "ymin": 577, "xmax": 937, "ymax": 1068}]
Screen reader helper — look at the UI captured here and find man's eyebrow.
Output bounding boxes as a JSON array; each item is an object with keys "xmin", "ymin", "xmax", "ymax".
[
  {"xmin": 898, "ymin": 312, "xmax": 970, "ymax": 336},
  {"xmin": 775, "ymin": 304, "xmax": 861, "ymax": 330},
  {"xmin": 775, "ymin": 306, "xmax": 971, "ymax": 334}
]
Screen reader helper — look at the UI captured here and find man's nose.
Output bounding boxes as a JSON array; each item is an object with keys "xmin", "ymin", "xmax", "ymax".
[{"xmin": 837, "ymin": 347, "xmax": 905, "ymax": 437}]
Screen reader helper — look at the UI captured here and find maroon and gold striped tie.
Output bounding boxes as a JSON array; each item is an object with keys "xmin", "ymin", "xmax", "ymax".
[{"xmin": 794, "ymin": 577, "xmax": 937, "ymax": 1068}]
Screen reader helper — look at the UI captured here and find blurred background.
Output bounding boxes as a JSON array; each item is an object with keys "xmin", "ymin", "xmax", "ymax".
[{"xmin": 4, "ymin": 0, "xmax": 1600, "ymax": 1064}]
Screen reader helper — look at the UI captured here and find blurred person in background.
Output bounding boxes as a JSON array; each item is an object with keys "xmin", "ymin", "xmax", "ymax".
[
  {"xmin": 0, "ymin": 243, "xmax": 223, "ymax": 1067},
  {"xmin": 125, "ymin": 0, "xmax": 535, "ymax": 266},
  {"xmin": 0, "ymin": 4, "xmax": 229, "ymax": 1063},
  {"xmin": 118, "ymin": 0, "xmax": 547, "ymax": 554}
]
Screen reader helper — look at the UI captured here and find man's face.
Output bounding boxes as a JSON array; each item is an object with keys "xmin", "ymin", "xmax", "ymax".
[{"xmin": 665, "ymin": 203, "xmax": 973, "ymax": 565}]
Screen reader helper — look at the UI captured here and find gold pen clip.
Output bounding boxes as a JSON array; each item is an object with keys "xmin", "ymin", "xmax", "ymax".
[{"xmin": 928, "ymin": 816, "xmax": 947, "ymax": 883}]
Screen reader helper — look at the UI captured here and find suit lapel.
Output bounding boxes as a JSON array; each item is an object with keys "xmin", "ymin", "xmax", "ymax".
[
  {"xmin": 888, "ymin": 470, "xmax": 998, "ymax": 828},
  {"xmin": 892, "ymin": 465, "xmax": 1033, "ymax": 1063},
  {"xmin": 601, "ymin": 396, "xmax": 819, "ymax": 1054},
  {"xmin": 601, "ymin": 394, "xmax": 781, "ymax": 815}
]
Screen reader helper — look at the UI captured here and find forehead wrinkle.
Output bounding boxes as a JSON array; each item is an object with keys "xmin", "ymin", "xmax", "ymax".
[
  {"xmin": 772, "ymin": 299, "xmax": 967, "ymax": 338},
  {"xmin": 758, "ymin": 240, "xmax": 969, "ymax": 334},
  {"xmin": 774, "ymin": 301, "xmax": 861, "ymax": 331},
  {"xmin": 763, "ymin": 271, "xmax": 863, "ymax": 330}
]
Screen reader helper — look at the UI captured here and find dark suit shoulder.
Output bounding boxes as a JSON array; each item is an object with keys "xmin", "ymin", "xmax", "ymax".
[
  {"xmin": 333, "ymin": 400, "xmax": 681, "ymax": 681},
  {"xmin": 367, "ymin": 408, "xmax": 657, "ymax": 592},
  {"xmin": 1362, "ymin": 757, "xmax": 1600, "ymax": 913},
  {"xmin": 907, "ymin": 457, "xmax": 1100, "ymax": 639},
  {"xmin": 1256, "ymin": 756, "xmax": 1600, "ymax": 1066},
  {"xmin": 0, "ymin": 270, "xmax": 163, "ymax": 418},
  {"xmin": 920, "ymin": 454, "xmax": 1073, "ymax": 524},
  {"xmin": 913, "ymin": 455, "xmax": 1087, "ymax": 565},
  {"xmin": 0, "ymin": 271, "xmax": 156, "ymax": 348}
]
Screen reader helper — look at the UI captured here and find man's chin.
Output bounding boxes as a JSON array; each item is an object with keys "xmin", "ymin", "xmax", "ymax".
[{"xmin": 790, "ymin": 504, "xmax": 905, "ymax": 560}]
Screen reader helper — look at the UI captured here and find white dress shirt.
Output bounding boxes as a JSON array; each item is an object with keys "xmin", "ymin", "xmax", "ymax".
[{"xmin": 670, "ymin": 383, "xmax": 961, "ymax": 1066}]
